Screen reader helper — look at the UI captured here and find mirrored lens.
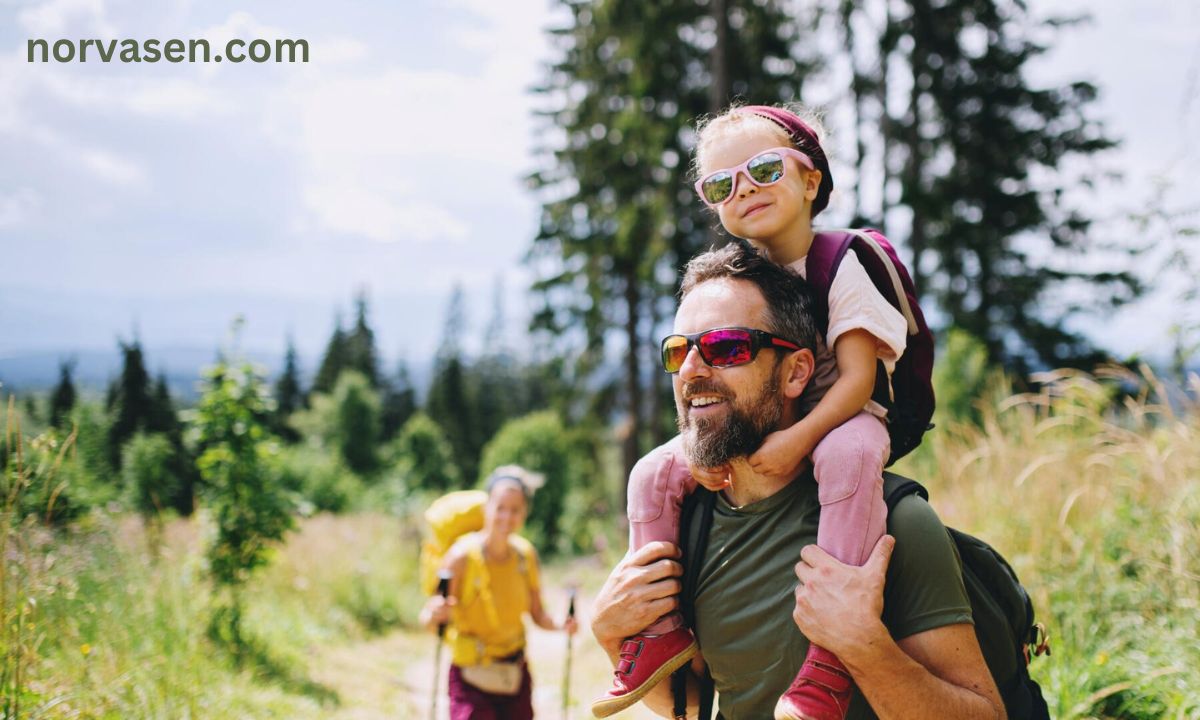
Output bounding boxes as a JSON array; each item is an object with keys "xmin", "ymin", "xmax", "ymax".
[
  {"xmin": 661, "ymin": 335, "xmax": 690, "ymax": 373},
  {"xmin": 747, "ymin": 153, "xmax": 785, "ymax": 185},
  {"xmin": 701, "ymin": 172, "xmax": 734, "ymax": 204},
  {"xmin": 698, "ymin": 329, "xmax": 753, "ymax": 367}
]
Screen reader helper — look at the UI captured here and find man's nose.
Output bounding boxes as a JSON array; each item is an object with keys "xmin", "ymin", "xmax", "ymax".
[{"xmin": 677, "ymin": 345, "xmax": 711, "ymax": 381}]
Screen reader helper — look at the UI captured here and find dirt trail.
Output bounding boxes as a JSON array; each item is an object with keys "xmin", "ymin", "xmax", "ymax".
[{"xmin": 307, "ymin": 583, "xmax": 661, "ymax": 720}]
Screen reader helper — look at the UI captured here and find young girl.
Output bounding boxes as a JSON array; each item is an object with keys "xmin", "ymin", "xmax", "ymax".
[{"xmin": 591, "ymin": 105, "xmax": 910, "ymax": 720}]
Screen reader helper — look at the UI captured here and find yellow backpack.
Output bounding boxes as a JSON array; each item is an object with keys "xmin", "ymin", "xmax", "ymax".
[{"xmin": 420, "ymin": 490, "xmax": 489, "ymax": 596}]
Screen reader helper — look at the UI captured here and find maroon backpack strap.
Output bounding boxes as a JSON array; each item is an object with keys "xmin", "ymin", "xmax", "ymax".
[{"xmin": 804, "ymin": 231, "xmax": 856, "ymax": 336}]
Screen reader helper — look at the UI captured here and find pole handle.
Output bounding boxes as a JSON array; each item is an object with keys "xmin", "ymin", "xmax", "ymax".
[
  {"xmin": 567, "ymin": 588, "xmax": 576, "ymax": 619},
  {"xmin": 436, "ymin": 570, "xmax": 452, "ymax": 639}
]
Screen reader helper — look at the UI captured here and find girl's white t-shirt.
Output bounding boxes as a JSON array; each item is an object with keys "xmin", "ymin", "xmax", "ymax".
[{"xmin": 787, "ymin": 251, "xmax": 908, "ymax": 418}]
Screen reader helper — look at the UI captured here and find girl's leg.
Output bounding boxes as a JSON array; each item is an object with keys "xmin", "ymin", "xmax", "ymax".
[
  {"xmin": 626, "ymin": 435, "xmax": 695, "ymax": 635},
  {"xmin": 810, "ymin": 411, "xmax": 890, "ymax": 566},
  {"xmin": 775, "ymin": 412, "xmax": 889, "ymax": 720},
  {"xmin": 593, "ymin": 436, "xmax": 699, "ymax": 718}
]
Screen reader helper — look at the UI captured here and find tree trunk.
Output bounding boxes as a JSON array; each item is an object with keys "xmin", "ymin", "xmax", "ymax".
[
  {"xmin": 707, "ymin": 0, "xmax": 731, "ymax": 249},
  {"xmin": 621, "ymin": 268, "xmax": 642, "ymax": 512}
]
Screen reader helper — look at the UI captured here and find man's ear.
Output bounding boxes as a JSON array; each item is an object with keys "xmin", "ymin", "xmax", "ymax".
[{"xmin": 781, "ymin": 348, "xmax": 815, "ymax": 399}]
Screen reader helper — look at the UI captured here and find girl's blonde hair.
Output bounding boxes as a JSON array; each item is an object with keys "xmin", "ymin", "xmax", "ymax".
[{"xmin": 692, "ymin": 102, "xmax": 834, "ymax": 216}]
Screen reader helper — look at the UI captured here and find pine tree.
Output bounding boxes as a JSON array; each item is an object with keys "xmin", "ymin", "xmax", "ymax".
[
  {"xmin": 107, "ymin": 340, "xmax": 153, "ymax": 470},
  {"xmin": 426, "ymin": 286, "xmax": 478, "ymax": 484},
  {"xmin": 380, "ymin": 359, "xmax": 417, "ymax": 441},
  {"xmin": 312, "ymin": 314, "xmax": 348, "ymax": 396},
  {"xmin": 274, "ymin": 337, "xmax": 304, "ymax": 442},
  {"xmin": 344, "ymin": 291, "xmax": 380, "ymax": 387},
  {"xmin": 529, "ymin": 0, "xmax": 818, "ymax": 485},
  {"xmin": 49, "ymin": 360, "xmax": 77, "ymax": 428},
  {"xmin": 863, "ymin": 0, "xmax": 1140, "ymax": 371}
]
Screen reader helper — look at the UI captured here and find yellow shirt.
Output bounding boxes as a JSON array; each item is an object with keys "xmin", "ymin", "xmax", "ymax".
[{"xmin": 448, "ymin": 533, "xmax": 539, "ymax": 666}]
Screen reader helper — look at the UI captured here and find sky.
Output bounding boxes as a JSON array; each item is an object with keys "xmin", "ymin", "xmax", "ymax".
[{"xmin": 0, "ymin": 0, "xmax": 1197, "ymax": 385}]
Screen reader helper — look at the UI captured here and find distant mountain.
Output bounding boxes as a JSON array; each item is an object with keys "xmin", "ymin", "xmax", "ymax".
[
  {"xmin": 0, "ymin": 346, "xmax": 283, "ymax": 401},
  {"xmin": 0, "ymin": 346, "xmax": 434, "ymax": 404}
]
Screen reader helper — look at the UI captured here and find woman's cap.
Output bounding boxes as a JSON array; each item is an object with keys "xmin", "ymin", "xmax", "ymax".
[{"xmin": 740, "ymin": 105, "xmax": 834, "ymax": 217}]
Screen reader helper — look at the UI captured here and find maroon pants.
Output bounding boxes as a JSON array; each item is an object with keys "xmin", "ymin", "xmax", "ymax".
[{"xmin": 448, "ymin": 663, "xmax": 534, "ymax": 720}]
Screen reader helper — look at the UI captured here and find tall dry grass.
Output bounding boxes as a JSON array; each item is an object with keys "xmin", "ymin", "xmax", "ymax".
[{"xmin": 899, "ymin": 367, "xmax": 1200, "ymax": 719}]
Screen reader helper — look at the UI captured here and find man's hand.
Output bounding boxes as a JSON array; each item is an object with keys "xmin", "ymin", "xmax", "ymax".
[
  {"xmin": 748, "ymin": 427, "xmax": 812, "ymax": 479},
  {"xmin": 689, "ymin": 461, "xmax": 731, "ymax": 491},
  {"xmin": 591, "ymin": 541, "xmax": 683, "ymax": 653},
  {"xmin": 792, "ymin": 535, "xmax": 895, "ymax": 659}
]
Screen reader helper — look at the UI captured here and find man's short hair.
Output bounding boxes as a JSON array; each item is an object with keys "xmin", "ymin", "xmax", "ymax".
[{"xmin": 680, "ymin": 239, "xmax": 819, "ymax": 352}]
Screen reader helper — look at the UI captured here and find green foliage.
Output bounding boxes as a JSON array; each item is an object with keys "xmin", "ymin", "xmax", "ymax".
[
  {"xmin": 311, "ymin": 316, "xmax": 348, "ymax": 397},
  {"xmin": 931, "ymin": 328, "xmax": 1010, "ymax": 427},
  {"xmin": 851, "ymin": 0, "xmax": 1139, "ymax": 371},
  {"xmin": 193, "ymin": 361, "xmax": 295, "ymax": 653},
  {"xmin": 274, "ymin": 337, "xmax": 305, "ymax": 442},
  {"xmin": 277, "ymin": 445, "xmax": 363, "ymax": 513},
  {"xmin": 331, "ymin": 371, "xmax": 382, "ymax": 475},
  {"xmin": 106, "ymin": 339, "xmax": 153, "ymax": 470},
  {"xmin": 426, "ymin": 285, "xmax": 479, "ymax": 482},
  {"xmin": 379, "ymin": 360, "xmax": 417, "ymax": 441},
  {"xmin": 292, "ymin": 371, "xmax": 383, "ymax": 477},
  {"xmin": 390, "ymin": 412, "xmax": 459, "ymax": 493},
  {"xmin": 49, "ymin": 360, "xmax": 77, "ymax": 429},
  {"xmin": 478, "ymin": 411, "xmax": 574, "ymax": 553},
  {"xmin": 344, "ymin": 291, "xmax": 380, "ymax": 388},
  {"xmin": 121, "ymin": 432, "xmax": 179, "ymax": 520}
]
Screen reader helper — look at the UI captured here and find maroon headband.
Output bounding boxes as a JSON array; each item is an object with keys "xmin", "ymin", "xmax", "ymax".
[{"xmin": 740, "ymin": 105, "xmax": 834, "ymax": 217}]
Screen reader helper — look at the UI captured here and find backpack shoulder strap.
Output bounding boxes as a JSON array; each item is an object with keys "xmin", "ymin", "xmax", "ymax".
[
  {"xmin": 804, "ymin": 231, "xmax": 855, "ymax": 336},
  {"xmin": 882, "ymin": 472, "xmax": 929, "ymax": 514},
  {"xmin": 673, "ymin": 487, "xmax": 717, "ymax": 720}
]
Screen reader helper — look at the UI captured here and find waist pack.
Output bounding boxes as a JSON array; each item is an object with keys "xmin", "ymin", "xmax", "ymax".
[
  {"xmin": 671, "ymin": 473, "xmax": 1052, "ymax": 720},
  {"xmin": 806, "ymin": 229, "xmax": 936, "ymax": 465},
  {"xmin": 460, "ymin": 656, "xmax": 525, "ymax": 696}
]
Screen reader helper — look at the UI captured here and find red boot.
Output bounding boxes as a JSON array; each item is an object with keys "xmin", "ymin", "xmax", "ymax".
[
  {"xmin": 774, "ymin": 644, "xmax": 854, "ymax": 720},
  {"xmin": 591, "ymin": 627, "xmax": 698, "ymax": 718}
]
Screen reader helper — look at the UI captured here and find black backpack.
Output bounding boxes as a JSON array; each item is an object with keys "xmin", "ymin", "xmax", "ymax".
[{"xmin": 671, "ymin": 472, "xmax": 1052, "ymax": 720}]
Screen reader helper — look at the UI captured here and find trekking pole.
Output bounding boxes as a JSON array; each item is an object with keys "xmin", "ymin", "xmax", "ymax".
[
  {"xmin": 430, "ymin": 571, "xmax": 452, "ymax": 720},
  {"xmin": 562, "ymin": 587, "xmax": 577, "ymax": 720}
]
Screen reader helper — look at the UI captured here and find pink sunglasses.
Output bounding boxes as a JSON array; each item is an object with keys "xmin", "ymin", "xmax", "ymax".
[{"xmin": 694, "ymin": 147, "xmax": 814, "ymax": 207}]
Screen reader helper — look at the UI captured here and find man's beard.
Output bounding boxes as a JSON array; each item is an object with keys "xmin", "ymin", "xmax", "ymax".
[{"xmin": 676, "ymin": 371, "xmax": 784, "ymax": 468}]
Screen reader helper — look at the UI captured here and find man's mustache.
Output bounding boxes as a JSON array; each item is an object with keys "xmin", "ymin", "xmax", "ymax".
[{"xmin": 681, "ymin": 378, "xmax": 731, "ymax": 403}]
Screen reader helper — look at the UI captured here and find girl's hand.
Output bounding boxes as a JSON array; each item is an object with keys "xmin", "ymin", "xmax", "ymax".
[
  {"xmin": 688, "ymin": 462, "xmax": 732, "ymax": 491},
  {"xmin": 562, "ymin": 616, "xmax": 579, "ymax": 635},
  {"xmin": 748, "ymin": 428, "xmax": 811, "ymax": 479}
]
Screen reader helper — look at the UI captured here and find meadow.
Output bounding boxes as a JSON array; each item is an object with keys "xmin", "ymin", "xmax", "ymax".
[{"xmin": 3, "ymin": 366, "xmax": 1198, "ymax": 719}]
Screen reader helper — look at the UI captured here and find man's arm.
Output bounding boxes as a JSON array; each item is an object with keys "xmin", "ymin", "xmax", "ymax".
[
  {"xmin": 590, "ymin": 541, "xmax": 698, "ymax": 718},
  {"xmin": 794, "ymin": 536, "xmax": 1005, "ymax": 720}
]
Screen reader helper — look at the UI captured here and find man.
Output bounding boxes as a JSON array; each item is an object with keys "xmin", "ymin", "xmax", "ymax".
[{"xmin": 590, "ymin": 240, "xmax": 1004, "ymax": 720}]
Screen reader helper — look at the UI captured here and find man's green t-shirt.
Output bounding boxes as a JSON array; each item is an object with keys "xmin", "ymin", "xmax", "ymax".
[{"xmin": 693, "ymin": 472, "xmax": 973, "ymax": 720}]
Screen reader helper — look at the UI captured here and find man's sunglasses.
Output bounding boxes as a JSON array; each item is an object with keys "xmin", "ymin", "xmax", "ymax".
[
  {"xmin": 694, "ymin": 147, "xmax": 815, "ymax": 207},
  {"xmin": 660, "ymin": 327, "xmax": 802, "ymax": 374}
]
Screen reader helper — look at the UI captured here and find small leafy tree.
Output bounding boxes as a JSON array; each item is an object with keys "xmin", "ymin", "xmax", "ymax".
[
  {"xmin": 391, "ymin": 413, "xmax": 459, "ymax": 493},
  {"xmin": 193, "ymin": 362, "xmax": 294, "ymax": 657},
  {"xmin": 478, "ymin": 411, "xmax": 572, "ymax": 553},
  {"xmin": 121, "ymin": 432, "xmax": 178, "ymax": 550},
  {"xmin": 331, "ymin": 371, "xmax": 381, "ymax": 476}
]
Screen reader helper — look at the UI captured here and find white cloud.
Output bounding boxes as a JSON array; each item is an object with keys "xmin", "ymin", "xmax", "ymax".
[
  {"xmin": 79, "ymin": 147, "xmax": 145, "ymax": 186},
  {"xmin": 18, "ymin": 0, "xmax": 116, "ymax": 38},
  {"xmin": 303, "ymin": 182, "xmax": 469, "ymax": 244},
  {"xmin": 0, "ymin": 189, "xmax": 41, "ymax": 227}
]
